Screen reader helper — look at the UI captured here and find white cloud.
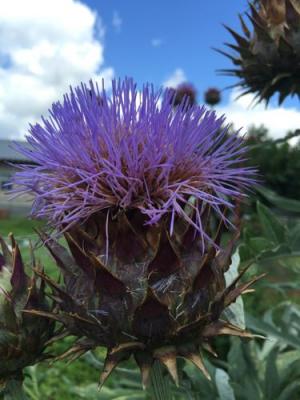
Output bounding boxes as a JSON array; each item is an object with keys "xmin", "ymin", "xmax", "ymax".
[
  {"xmin": 163, "ymin": 68, "xmax": 187, "ymax": 88},
  {"xmin": 112, "ymin": 11, "xmax": 122, "ymax": 33},
  {"xmin": 0, "ymin": 0, "xmax": 114, "ymax": 140},
  {"xmin": 217, "ymin": 90, "xmax": 300, "ymax": 139},
  {"xmin": 151, "ymin": 38, "xmax": 163, "ymax": 48}
]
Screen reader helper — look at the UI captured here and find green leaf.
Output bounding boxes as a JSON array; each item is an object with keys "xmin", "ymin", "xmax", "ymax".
[
  {"xmin": 246, "ymin": 314, "xmax": 300, "ymax": 349},
  {"xmin": 227, "ymin": 339, "xmax": 260, "ymax": 393},
  {"xmin": 264, "ymin": 348, "xmax": 280, "ymax": 400},
  {"xmin": 289, "ymin": 223, "xmax": 300, "ymax": 251},
  {"xmin": 71, "ymin": 384, "xmax": 146, "ymax": 400},
  {"xmin": 223, "ymin": 250, "xmax": 245, "ymax": 329},
  {"xmin": 257, "ymin": 186, "xmax": 300, "ymax": 214},
  {"xmin": 278, "ymin": 382, "xmax": 300, "ymax": 400},
  {"xmin": 257, "ymin": 201, "xmax": 287, "ymax": 245},
  {"xmin": 238, "ymin": 243, "xmax": 253, "ymax": 262},
  {"xmin": 248, "ymin": 237, "xmax": 273, "ymax": 254},
  {"xmin": 215, "ymin": 368, "xmax": 236, "ymax": 400},
  {"xmin": 257, "ymin": 245, "xmax": 300, "ymax": 270},
  {"xmin": 279, "ymin": 358, "xmax": 300, "ymax": 383}
]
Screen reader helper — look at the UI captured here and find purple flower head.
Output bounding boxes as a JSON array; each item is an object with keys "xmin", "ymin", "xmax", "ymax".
[{"xmin": 14, "ymin": 78, "xmax": 255, "ymax": 243}]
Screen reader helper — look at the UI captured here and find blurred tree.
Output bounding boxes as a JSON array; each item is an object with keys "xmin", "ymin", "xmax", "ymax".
[{"xmin": 247, "ymin": 125, "xmax": 300, "ymax": 199}]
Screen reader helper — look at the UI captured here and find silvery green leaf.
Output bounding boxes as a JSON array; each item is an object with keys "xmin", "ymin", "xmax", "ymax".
[
  {"xmin": 223, "ymin": 250, "xmax": 245, "ymax": 329},
  {"xmin": 215, "ymin": 368, "xmax": 236, "ymax": 400}
]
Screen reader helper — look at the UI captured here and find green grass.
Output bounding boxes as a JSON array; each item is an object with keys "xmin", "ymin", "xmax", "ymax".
[
  {"xmin": 0, "ymin": 216, "xmax": 44, "ymax": 237},
  {"xmin": 0, "ymin": 216, "xmax": 57, "ymax": 273}
]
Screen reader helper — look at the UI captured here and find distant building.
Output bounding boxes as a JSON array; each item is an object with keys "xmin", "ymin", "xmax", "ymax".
[
  {"xmin": 0, "ymin": 140, "xmax": 32, "ymax": 192},
  {"xmin": 0, "ymin": 140, "xmax": 34, "ymax": 217}
]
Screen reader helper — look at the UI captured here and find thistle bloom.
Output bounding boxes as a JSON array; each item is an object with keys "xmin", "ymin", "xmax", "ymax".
[
  {"xmin": 14, "ymin": 78, "xmax": 254, "ymax": 246},
  {"xmin": 11, "ymin": 78, "xmax": 262, "ymax": 388}
]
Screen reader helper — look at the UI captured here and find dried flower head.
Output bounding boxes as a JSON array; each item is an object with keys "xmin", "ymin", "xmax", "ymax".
[
  {"xmin": 14, "ymin": 78, "xmax": 255, "ymax": 243},
  {"xmin": 169, "ymin": 83, "xmax": 197, "ymax": 107},
  {"xmin": 204, "ymin": 87, "xmax": 221, "ymax": 106}
]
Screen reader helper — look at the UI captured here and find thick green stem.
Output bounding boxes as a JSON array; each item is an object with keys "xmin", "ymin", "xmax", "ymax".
[
  {"xmin": 150, "ymin": 361, "xmax": 172, "ymax": 400},
  {"xmin": 0, "ymin": 376, "xmax": 28, "ymax": 400}
]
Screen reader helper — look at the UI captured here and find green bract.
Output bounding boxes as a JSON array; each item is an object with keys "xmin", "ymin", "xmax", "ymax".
[{"xmin": 0, "ymin": 235, "xmax": 54, "ymax": 388}]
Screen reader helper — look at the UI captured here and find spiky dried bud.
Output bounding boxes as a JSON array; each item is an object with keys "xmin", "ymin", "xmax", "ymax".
[
  {"xmin": 204, "ymin": 88, "xmax": 221, "ymax": 106},
  {"xmin": 0, "ymin": 235, "xmax": 54, "ymax": 386},
  {"xmin": 169, "ymin": 83, "xmax": 197, "ymax": 107},
  {"xmin": 219, "ymin": 0, "xmax": 300, "ymax": 104},
  {"xmin": 13, "ymin": 78, "xmax": 259, "ymax": 388}
]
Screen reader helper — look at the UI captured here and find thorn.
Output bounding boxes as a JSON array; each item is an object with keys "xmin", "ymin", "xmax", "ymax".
[
  {"xmin": 242, "ymin": 288, "xmax": 255, "ymax": 294},
  {"xmin": 99, "ymin": 355, "xmax": 118, "ymax": 390},
  {"xmin": 134, "ymin": 352, "xmax": 153, "ymax": 390},
  {"xmin": 225, "ymin": 273, "xmax": 266, "ymax": 307},
  {"xmin": 202, "ymin": 342, "xmax": 218, "ymax": 358},
  {"xmin": 141, "ymin": 364, "xmax": 152, "ymax": 390},
  {"xmin": 110, "ymin": 342, "xmax": 144, "ymax": 354},
  {"xmin": 202, "ymin": 320, "xmax": 255, "ymax": 339},
  {"xmin": 99, "ymin": 347, "xmax": 131, "ymax": 389},
  {"xmin": 154, "ymin": 347, "xmax": 179, "ymax": 387},
  {"xmin": 180, "ymin": 350, "xmax": 211, "ymax": 381},
  {"xmin": 162, "ymin": 357, "xmax": 179, "ymax": 387}
]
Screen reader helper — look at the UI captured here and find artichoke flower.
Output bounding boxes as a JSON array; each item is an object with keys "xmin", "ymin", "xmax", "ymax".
[
  {"xmin": 0, "ymin": 235, "xmax": 54, "ymax": 390},
  {"xmin": 14, "ymin": 78, "xmax": 260, "ymax": 388},
  {"xmin": 204, "ymin": 87, "xmax": 221, "ymax": 106},
  {"xmin": 220, "ymin": 0, "xmax": 300, "ymax": 104},
  {"xmin": 169, "ymin": 82, "xmax": 197, "ymax": 107}
]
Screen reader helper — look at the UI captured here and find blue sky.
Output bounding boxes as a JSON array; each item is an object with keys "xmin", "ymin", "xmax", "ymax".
[
  {"xmin": 87, "ymin": 0, "xmax": 248, "ymax": 103},
  {"xmin": 0, "ymin": 0, "xmax": 299, "ymax": 140}
]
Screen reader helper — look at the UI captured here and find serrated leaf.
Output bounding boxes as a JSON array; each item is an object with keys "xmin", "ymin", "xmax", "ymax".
[
  {"xmin": 246, "ymin": 314, "xmax": 300, "ymax": 349},
  {"xmin": 258, "ymin": 245, "xmax": 300, "ymax": 270},
  {"xmin": 257, "ymin": 201, "xmax": 287, "ymax": 245},
  {"xmin": 256, "ymin": 186, "xmax": 300, "ymax": 214}
]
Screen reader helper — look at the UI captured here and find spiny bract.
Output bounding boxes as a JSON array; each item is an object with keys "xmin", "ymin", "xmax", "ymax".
[
  {"xmin": 15, "ymin": 77, "xmax": 259, "ymax": 388},
  {"xmin": 220, "ymin": 0, "xmax": 300, "ymax": 104},
  {"xmin": 0, "ymin": 235, "xmax": 54, "ymax": 389}
]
